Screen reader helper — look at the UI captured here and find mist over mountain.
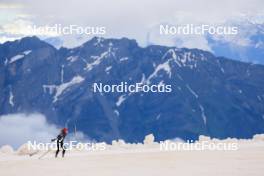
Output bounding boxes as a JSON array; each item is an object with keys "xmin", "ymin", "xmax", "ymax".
[
  {"xmin": 1, "ymin": 36, "xmax": 264, "ymax": 143},
  {"xmin": 147, "ymin": 18, "xmax": 264, "ymax": 64}
]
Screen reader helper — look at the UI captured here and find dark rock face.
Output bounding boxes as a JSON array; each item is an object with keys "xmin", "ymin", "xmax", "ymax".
[{"xmin": 1, "ymin": 36, "xmax": 264, "ymax": 142}]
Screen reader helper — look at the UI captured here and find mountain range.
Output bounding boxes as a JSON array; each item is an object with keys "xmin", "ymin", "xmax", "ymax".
[{"xmin": 1, "ymin": 36, "xmax": 264, "ymax": 142}]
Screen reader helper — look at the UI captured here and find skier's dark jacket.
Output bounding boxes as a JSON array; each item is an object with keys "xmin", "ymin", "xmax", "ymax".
[
  {"xmin": 55, "ymin": 132, "xmax": 66, "ymax": 142},
  {"xmin": 52, "ymin": 128, "xmax": 67, "ymax": 142}
]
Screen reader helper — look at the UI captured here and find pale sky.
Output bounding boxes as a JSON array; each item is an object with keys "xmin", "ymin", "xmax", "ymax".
[{"xmin": 0, "ymin": 0, "xmax": 263, "ymax": 49}]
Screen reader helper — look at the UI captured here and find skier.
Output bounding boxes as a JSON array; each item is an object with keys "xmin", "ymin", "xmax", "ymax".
[{"xmin": 51, "ymin": 128, "xmax": 68, "ymax": 158}]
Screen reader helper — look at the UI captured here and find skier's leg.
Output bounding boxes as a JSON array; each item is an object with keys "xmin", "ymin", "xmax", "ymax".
[
  {"xmin": 62, "ymin": 141, "xmax": 66, "ymax": 157},
  {"xmin": 55, "ymin": 141, "xmax": 60, "ymax": 158}
]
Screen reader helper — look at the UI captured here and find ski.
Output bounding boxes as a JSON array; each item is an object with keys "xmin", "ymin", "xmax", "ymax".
[{"xmin": 38, "ymin": 149, "xmax": 52, "ymax": 159}]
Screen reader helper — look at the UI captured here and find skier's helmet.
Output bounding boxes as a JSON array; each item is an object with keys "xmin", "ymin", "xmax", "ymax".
[{"xmin": 62, "ymin": 128, "xmax": 68, "ymax": 134}]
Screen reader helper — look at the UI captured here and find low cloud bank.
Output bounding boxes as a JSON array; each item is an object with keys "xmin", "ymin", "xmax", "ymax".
[{"xmin": 0, "ymin": 113, "xmax": 60, "ymax": 149}]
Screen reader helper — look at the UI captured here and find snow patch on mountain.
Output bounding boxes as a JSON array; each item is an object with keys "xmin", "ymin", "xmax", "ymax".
[
  {"xmin": 66, "ymin": 56, "xmax": 78, "ymax": 63},
  {"xmin": 85, "ymin": 47, "xmax": 114, "ymax": 71},
  {"xmin": 4, "ymin": 58, "xmax": 8, "ymax": 65},
  {"xmin": 114, "ymin": 110, "xmax": 119, "ymax": 116},
  {"xmin": 147, "ymin": 60, "xmax": 172, "ymax": 84},
  {"xmin": 257, "ymin": 95, "xmax": 263, "ymax": 101},
  {"xmin": 216, "ymin": 60, "xmax": 225, "ymax": 73},
  {"xmin": 23, "ymin": 50, "xmax": 32, "ymax": 55},
  {"xmin": 105, "ymin": 66, "xmax": 112, "ymax": 73},
  {"xmin": 9, "ymin": 50, "xmax": 32, "ymax": 64},
  {"xmin": 178, "ymin": 52, "xmax": 206, "ymax": 69},
  {"xmin": 43, "ymin": 85, "xmax": 57, "ymax": 94},
  {"xmin": 9, "ymin": 89, "xmax": 14, "ymax": 107},
  {"xmin": 177, "ymin": 74, "xmax": 183, "ymax": 81},
  {"xmin": 199, "ymin": 104, "xmax": 207, "ymax": 125},
  {"xmin": 120, "ymin": 57, "xmax": 129, "ymax": 62},
  {"xmin": 9, "ymin": 55, "xmax": 24, "ymax": 64},
  {"xmin": 140, "ymin": 74, "xmax": 147, "ymax": 84},
  {"xmin": 145, "ymin": 49, "xmax": 208, "ymax": 84},
  {"xmin": 186, "ymin": 84, "xmax": 199, "ymax": 98},
  {"xmin": 61, "ymin": 65, "xmax": 64, "ymax": 83},
  {"xmin": 42, "ymin": 76, "xmax": 85, "ymax": 103},
  {"xmin": 116, "ymin": 95, "xmax": 126, "ymax": 107},
  {"xmin": 156, "ymin": 114, "xmax": 161, "ymax": 120},
  {"xmin": 53, "ymin": 76, "xmax": 85, "ymax": 102},
  {"xmin": 93, "ymin": 37, "xmax": 104, "ymax": 47},
  {"xmin": 161, "ymin": 49, "xmax": 205, "ymax": 70}
]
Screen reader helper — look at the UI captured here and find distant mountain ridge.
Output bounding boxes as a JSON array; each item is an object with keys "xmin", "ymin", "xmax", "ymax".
[
  {"xmin": 147, "ymin": 19, "xmax": 264, "ymax": 64},
  {"xmin": 1, "ymin": 36, "xmax": 264, "ymax": 142}
]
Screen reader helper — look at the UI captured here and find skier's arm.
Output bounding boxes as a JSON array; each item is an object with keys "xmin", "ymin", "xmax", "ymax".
[{"xmin": 51, "ymin": 134, "xmax": 61, "ymax": 142}]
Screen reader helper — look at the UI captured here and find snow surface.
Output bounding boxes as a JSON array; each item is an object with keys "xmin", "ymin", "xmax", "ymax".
[
  {"xmin": 0, "ymin": 145, "xmax": 14, "ymax": 154},
  {"xmin": 1, "ymin": 134, "xmax": 264, "ymax": 176}
]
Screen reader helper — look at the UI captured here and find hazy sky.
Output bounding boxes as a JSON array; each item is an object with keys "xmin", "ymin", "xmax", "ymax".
[{"xmin": 0, "ymin": 0, "xmax": 263, "ymax": 48}]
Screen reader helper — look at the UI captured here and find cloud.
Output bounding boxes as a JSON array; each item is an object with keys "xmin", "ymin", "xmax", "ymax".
[
  {"xmin": 0, "ymin": 113, "xmax": 90, "ymax": 149},
  {"xmin": 0, "ymin": 113, "xmax": 59, "ymax": 149},
  {"xmin": 0, "ymin": 3, "xmax": 24, "ymax": 9},
  {"xmin": 146, "ymin": 23, "xmax": 213, "ymax": 51},
  {"xmin": 0, "ymin": 0, "xmax": 263, "ymax": 48}
]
